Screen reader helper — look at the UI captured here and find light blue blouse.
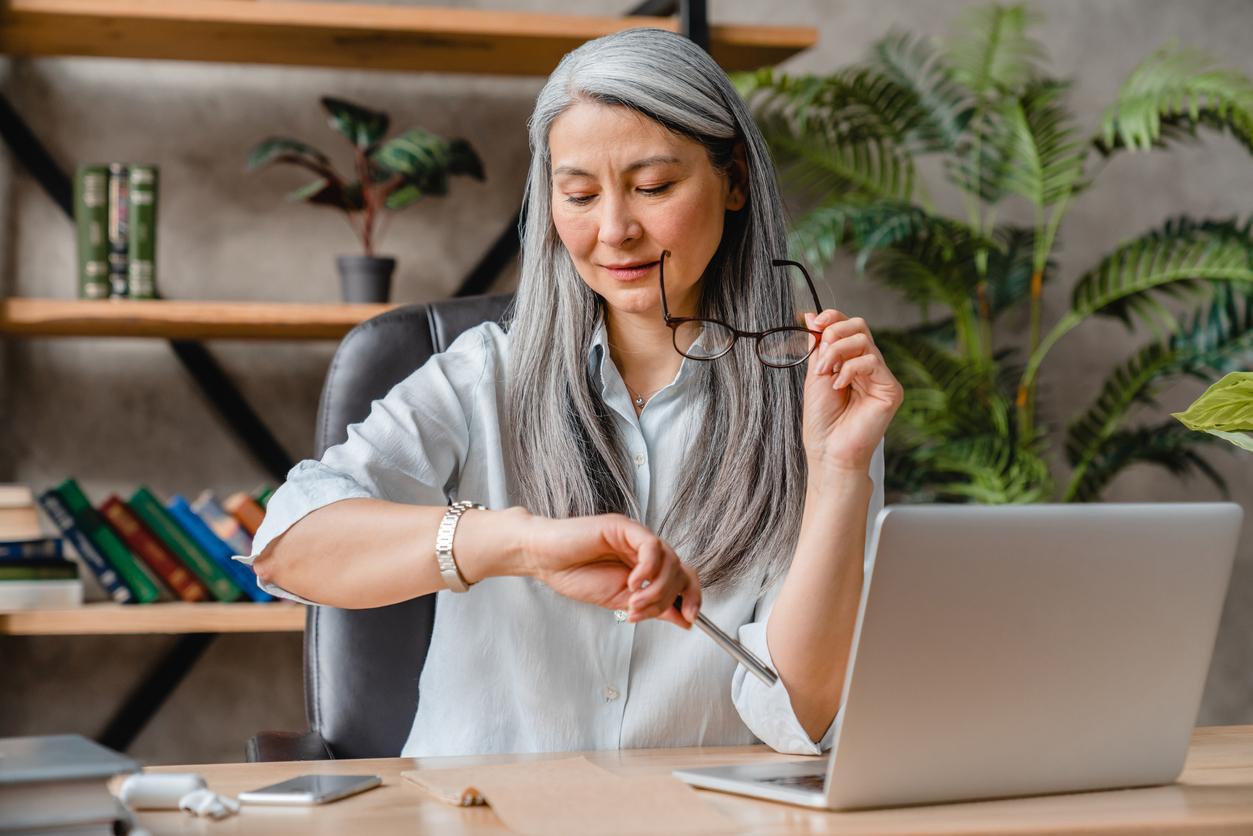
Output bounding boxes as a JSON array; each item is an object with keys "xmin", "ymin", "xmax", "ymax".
[{"xmin": 239, "ymin": 320, "xmax": 884, "ymax": 757}]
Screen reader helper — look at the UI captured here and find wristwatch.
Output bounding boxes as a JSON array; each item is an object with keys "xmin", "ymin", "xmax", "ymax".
[{"xmin": 435, "ymin": 500, "xmax": 485, "ymax": 592}]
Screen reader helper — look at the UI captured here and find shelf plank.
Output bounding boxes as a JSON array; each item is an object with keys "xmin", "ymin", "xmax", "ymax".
[
  {"xmin": 0, "ymin": 297, "xmax": 397, "ymax": 340},
  {"xmin": 0, "ymin": 0, "xmax": 815, "ymax": 75},
  {"xmin": 0, "ymin": 602, "xmax": 307, "ymax": 635}
]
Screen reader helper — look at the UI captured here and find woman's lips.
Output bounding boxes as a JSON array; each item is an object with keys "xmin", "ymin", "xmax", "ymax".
[{"xmin": 602, "ymin": 261, "xmax": 659, "ymax": 281}]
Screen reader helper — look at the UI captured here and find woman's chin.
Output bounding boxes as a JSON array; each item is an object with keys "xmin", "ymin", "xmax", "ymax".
[{"xmin": 597, "ymin": 285, "xmax": 661, "ymax": 317}]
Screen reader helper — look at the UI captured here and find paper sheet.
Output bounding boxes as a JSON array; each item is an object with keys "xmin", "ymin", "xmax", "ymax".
[{"xmin": 403, "ymin": 756, "xmax": 739, "ymax": 835}]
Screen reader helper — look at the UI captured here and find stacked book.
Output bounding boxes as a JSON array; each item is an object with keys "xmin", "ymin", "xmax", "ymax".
[
  {"xmin": 0, "ymin": 485, "xmax": 79, "ymax": 609},
  {"xmin": 0, "ymin": 734, "xmax": 139, "ymax": 833},
  {"xmin": 26, "ymin": 479, "xmax": 276, "ymax": 607},
  {"xmin": 74, "ymin": 162, "xmax": 159, "ymax": 300}
]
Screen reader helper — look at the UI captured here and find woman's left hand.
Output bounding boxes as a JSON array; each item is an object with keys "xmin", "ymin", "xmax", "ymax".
[{"xmin": 802, "ymin": 309, "xmax": 904, "ymax": 475}]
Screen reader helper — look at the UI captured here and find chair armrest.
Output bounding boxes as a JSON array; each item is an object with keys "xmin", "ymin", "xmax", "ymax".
[{"xmin": 246, "ymin": 730, "xmax": 333, "ymax": 762}]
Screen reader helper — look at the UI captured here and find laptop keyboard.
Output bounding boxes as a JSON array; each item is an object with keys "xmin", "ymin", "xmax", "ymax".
[{"xmin": 757, "ymin": 772, "xmax": 826, "ymax": 791}]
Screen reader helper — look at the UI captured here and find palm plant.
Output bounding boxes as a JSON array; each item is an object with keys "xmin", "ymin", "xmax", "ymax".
[{"xmin": 736, "ymin": 2, "xmax": 1253, "ymax": 503}]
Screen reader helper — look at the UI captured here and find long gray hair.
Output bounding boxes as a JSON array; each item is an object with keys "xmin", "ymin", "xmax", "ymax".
[{"xmin": 506, "ymin": 28, "xmax": 807, "ymax": 590}]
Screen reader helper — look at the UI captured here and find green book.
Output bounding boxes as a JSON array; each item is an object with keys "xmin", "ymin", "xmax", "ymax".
[
  {"xmin": 252, "ymin": 484, "xmax": 275, "ymax": 509},
  {"xmin": 73, "ymin": 164, "xmax": 109, "ymax": 299},
  {"xmin": 127, "ymin": 165, "xmax": 158, "ymax": 299},
  {"xmin": 129, "ymin": 487, "xmax": 242, "ymax": 602},
  {"xmin": 0, "ymin": 563, "xmax": 79, "ymax": 581},
  {"xmin": 106, "ymin": 163, "xmax": 129, "ymax": 299},
  {"xmin": 55, "ymin": 479, "xmax": 163, "ymax": 603}
]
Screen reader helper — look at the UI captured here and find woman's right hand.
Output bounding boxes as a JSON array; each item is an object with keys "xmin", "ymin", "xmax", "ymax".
[{"xmin": 520, "ymin": 513, "xmax": 701, "ymax": 629}]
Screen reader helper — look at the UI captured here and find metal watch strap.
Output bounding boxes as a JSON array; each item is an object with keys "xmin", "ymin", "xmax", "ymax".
[{"xmin": 435, "ymin": 500, "xmax": 485, "ymax": 592}]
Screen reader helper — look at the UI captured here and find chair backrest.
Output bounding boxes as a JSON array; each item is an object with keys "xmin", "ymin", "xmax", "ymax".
[{"xmin": 306, "ymin": 293, "xmax": 513, "ymax": 760}]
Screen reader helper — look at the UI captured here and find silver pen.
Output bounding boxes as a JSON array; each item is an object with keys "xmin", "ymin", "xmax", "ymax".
[{"xmin": 675, "ymin": 596, "xmax": 778, "ymax": 687}]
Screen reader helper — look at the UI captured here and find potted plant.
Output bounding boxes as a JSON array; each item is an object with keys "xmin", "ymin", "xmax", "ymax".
[
  {"xmin": 1175, "ymin": 372, "xmax": 1253, "ymax": 452},
  {"xmin": 737, "ymin": 2, "xmax": 1253, "ymax": 502},
  {"xmin": 247, "ymin": 97, "xmax": 485, "ymax": 303}
]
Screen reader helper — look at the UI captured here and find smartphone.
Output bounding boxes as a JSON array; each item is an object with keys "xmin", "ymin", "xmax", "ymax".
[{"xmin": 238, "ymin": 774, "xmax": 382, "ymax": 805}]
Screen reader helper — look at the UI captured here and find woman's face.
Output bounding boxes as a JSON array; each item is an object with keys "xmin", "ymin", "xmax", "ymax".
[{"xmin": 548, "ymin": 100, "xmax": 745, "ymax": 319}]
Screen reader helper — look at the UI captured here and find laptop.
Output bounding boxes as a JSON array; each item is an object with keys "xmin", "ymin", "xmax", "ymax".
[{"xmin": 673, "ymin": 502, "xmax": 1243, "ymax": 810}]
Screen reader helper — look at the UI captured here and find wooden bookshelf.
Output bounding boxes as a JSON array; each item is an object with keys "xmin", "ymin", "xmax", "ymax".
[
  {"xmin": 0, "ymin": 602, "xmax": 307, "ymax": 635},
  {"xmin": 0, "ymin": 297, "xmax": 396, "ymax": 340},
  {"xmin": 0, "ymin": 0, "xmax": 816, "ymax": 76}
]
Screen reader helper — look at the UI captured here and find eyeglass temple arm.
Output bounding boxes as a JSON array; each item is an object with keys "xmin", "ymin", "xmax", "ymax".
[
  {"xmin": 660, "ymin": 249, "xmax": 673, "ymax": 321},
  {"xmin": 771, "ymin": 258, "xmax": 823, "ymax": 315}
]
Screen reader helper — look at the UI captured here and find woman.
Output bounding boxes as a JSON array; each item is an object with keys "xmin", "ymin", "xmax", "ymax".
[{"xmin": 245, "ymin": 28, "xmax": 903, "ymax": 758}]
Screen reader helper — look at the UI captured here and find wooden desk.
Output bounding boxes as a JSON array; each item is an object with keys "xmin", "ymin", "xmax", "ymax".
[{"xmin": 134, "ymin": 725, "xmax": 1253, "ymax": 834}]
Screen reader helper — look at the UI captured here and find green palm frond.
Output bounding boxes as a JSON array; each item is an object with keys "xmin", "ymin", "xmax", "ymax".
[
  {"xmin": 863, "ymin": 224, "xmax": 985, "ymax": 315},
  {"xmin": 879, "ymin": 331, "xmax": 1010, "ymax": 441},
  {"xmin": 1063, "ymin": 285, "xmax": 1253, "ymax": 500},
  {"xmin": 788, "ymin": 198, "xmax": 991, "ymax": 274},
  {"xmin": 1021, "ymin": 218, "xmax": 1253, "ymax": 398},
  {"xmin": 1072, "ymin": 217, "xmax": 1253, "ymax": 328},
  {"xmin": 1002, "ymin": 80, "xmax": 1087, "ymax": 208},
  {"xmin": 1099, "ymin": 46, "xmax": 1253, "ymax": 154},
  {"xmin": 868, "ymin": 31, "xmax": 974, "ymax": 152},
  {"xmin": 946, "ymin": 99, "xmax": 1018, "ymax": 203},
  {"xmin": 984, "ymin": 226, "xmax": 1044, "ymax": 314},
  {"xmin": 743, "ymin": 70, "xmax": 918, "ymax": 201},
  {"xmin": 887, "ymin": 433, "xmax": 1053, "ymax": 504},
  {"xmin": 947, "ymin": 3, "xmax": 1045, "ymax": 97},
  {"xmin": 1065, "ymin": 421, "xmax": 1229, "ymax": 503},
  {"xmin": 758, "ymin": 112, "xmax": 914, "ymax": 203}
]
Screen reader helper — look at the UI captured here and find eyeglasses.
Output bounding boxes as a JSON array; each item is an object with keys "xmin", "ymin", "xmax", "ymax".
[{"xmin": 659, "ymin": 249, "xmax": 824, "ymax": 368}]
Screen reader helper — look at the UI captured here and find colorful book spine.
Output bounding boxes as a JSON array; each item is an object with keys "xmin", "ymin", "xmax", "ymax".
[
  {"xmin": 74, "ymin": 164, "xmax": 110, "ymax": 299},
  {"xmin": 127, "ymin": 164, "xmax": 158, "ymax": 299},
  {"xmin": 128, "ymin": 487, "xmax": 242, "ymax": 602},
  {"xmin": 223, "ymin": 492, "xmax": 266, "ymax": 537},
  {"xmin": 252, "ymin": 485, "xmax": 275, "ymax": 509},
  {"xmin": 54, "ymin": 479, "xmax": 165, "ymax": 603},
  {"xmin": 36, "ymin": 489, "xmax": 134, "ymax": 603},
  {"xmin": 106, "ymin": 162, "xmax": 129, "ymax": 298},
  {"xmin": 0, "ymin": 537, "xmax": 63, "ymax": 560},
  {"xmin": 0, "ymin": 561, "xmax": 78, "ymax": 581},
  {"xmin": 100, "ymin": 496, "xmax": 210, "ymax": 603},
  {"xmin": 168, "ymin": 496, "xmax": 272, "ymax": 603},
  {"xmin": 192, "ymin": 492, "xmax": 253, "ymax": 555}
]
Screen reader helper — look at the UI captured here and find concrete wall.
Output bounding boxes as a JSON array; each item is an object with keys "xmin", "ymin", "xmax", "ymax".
[{"xmin": 2, "ymin": 0, "xmax": 1251, "ymax": 765}]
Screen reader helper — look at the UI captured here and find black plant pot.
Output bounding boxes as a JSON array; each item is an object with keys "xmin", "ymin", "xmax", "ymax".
[{"xmin": 337, "ymin": 255, "xmax": 396, "ymax": 303}]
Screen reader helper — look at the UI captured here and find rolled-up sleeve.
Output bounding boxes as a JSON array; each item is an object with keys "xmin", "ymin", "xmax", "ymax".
[
  {"xmin": 233, "ymin": 327, "xmax": 492, "ymax": 603},
  {"xmin": 730, "ymin": 440, "xmax": 885, "ymax": 754}
]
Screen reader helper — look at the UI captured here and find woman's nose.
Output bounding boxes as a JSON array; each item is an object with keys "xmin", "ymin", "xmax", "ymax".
[{"xmin": 597, "ymin": 193, "xmax": 642, "ymax": 248}]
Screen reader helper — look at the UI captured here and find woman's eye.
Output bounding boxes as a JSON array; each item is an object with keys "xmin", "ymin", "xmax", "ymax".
[
  {"xmin": 564, "ymin": 194, "xmax": 595, "ymax": 206},
  {"xmin": 639, "ymin": 183, "xmax": 672, "ymax": 196}
]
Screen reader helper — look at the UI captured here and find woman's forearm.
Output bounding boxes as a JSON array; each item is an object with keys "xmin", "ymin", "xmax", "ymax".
[
  {"xmin": 766, "ymin": 468, "xmax": 873, "ymax": 741},
  {"xmin": 252, "ymin": 498, "xmax": 534, "ymax": 609}
]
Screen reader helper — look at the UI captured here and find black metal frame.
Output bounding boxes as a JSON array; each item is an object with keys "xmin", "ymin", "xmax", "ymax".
[{"xmin": 0, "ymin": 2, "xmax": 709, "ymax": 754}]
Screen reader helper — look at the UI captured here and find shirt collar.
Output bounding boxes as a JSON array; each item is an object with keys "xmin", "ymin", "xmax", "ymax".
[{"xmin": 586, "ymin": 316, "xmax": 701, "ymax": 402}]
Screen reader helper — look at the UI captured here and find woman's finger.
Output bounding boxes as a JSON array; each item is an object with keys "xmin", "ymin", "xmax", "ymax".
[
  {"xmin": 627, "ymin": 548, "xmax": 682, "ymax": 617},
  {"xmin": 626, "ymin": 537, "xmax": 663, "ymax": 591},
  {"xmin": 833, "ymin": 353, "xmax": 884, "ymax": 390},
  {"xmin": 815, "ymin": 332, "xmax": 877, "ymax": 376},
  {"xmin": 820, "ymin": 316, "xmax": 872, "ymax": 347},
  {"xmin": 657, "ymin": 565, "xmax": 702, "ymax": 629}
]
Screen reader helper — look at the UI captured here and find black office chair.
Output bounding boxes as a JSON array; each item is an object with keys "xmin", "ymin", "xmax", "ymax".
[{"xmin": 247, "ymin": 293, "xmax": 513, "ymax": 762}]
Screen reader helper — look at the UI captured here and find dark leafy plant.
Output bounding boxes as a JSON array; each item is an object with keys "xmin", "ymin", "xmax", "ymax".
[
  {"xmin": 246, "ymin": 97, "xmax": 485, "ymax": 257},
  {"xmin": 737, "ymin": 3, "xmax": 1253, "ymax": 503}
]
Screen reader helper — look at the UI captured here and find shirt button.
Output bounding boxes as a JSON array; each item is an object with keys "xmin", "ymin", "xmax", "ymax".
[
  {"xmin": 614, "ymin": 609, "xmax": 627, "ymax": 622},
  {"xmin": 603, "ymin": 686, "xmax": 620, "ymax": 701},
  {"xmin": 633, "ymin": 452, "xmax": 646, "ymax": 467}
]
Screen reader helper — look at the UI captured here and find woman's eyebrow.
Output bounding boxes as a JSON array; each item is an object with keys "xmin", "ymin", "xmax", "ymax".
[{"xmin": 552, "ymin": 155, "xmax": 683, "ymax": 177}]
